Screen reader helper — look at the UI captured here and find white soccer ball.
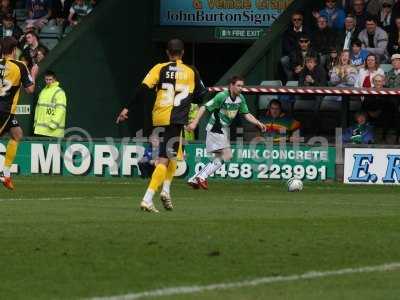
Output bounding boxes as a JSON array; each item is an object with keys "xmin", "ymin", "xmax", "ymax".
[{"xmin": 287, "ymin": 178, "xmax": 303, "ymax": 192}]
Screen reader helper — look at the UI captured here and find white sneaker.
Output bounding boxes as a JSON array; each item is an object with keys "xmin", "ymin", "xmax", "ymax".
[
  {"xmin": 140, "ymin": 201, "xmax": 159, "ymax": 213},
  {"xmin": 187, "ymin": 177, "xmax": 200, "ymax": 189},
  {"xmin": 160, "ymin": 191, "xmax": 173, "ymax": 210}
]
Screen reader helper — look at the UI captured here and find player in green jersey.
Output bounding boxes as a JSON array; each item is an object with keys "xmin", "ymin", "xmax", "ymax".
[{"xmin": 186, "ymin": 75, "xmax": 266, "ymax": 189}]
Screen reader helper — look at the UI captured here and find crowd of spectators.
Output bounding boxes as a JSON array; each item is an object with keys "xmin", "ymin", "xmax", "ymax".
[
  {"xmin": 279, "ymin": 0, "xmax": 400, "ymax": 143},
  {"xmin": 0, "ymin": 0, "xmax": 97, "ymax": 72}
]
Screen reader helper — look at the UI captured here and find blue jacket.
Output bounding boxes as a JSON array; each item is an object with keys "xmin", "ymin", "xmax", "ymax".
[
  {"xmin": 319, "ymin": 8, "xmax": 345, "ymax": 30},
  {"xmin": 343, "ymin": 124, "xmax": 374, "ymax": 144}
]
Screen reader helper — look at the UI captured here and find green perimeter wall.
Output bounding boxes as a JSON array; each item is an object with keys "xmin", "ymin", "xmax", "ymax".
[{"xmin": 19, "ymin": 0, "xmax": 157, "ymax": 138}]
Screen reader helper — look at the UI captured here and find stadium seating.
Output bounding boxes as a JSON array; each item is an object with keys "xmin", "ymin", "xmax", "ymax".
[
  {"xmin": 258, "ymin": 80, "xmax": 282, "ymax": 110},
  {"xmin": 40, "ymin": 38, "xmax": 59, "ymax": 50},
  {"xmin": 380, "ymin": 64, "xmax": 393, "ymax": 73}
]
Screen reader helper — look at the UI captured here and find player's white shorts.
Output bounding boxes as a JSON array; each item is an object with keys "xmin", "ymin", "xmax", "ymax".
[{"xmin": 206, "ymin": 127, "xmax": 230, "ymax": 153}]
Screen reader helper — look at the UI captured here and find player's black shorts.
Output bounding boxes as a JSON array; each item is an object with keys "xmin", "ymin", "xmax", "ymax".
[
  {"xmin": 0, "ymin": 113, "xmax": 19, "ymax": 135},
  {"xmin": 156, "ymin": 124, "xmax": 184, "ymax": 159}
]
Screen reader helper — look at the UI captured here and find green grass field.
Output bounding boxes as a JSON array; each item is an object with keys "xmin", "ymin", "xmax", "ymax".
[{"xmin": 1, "ymin": 176, "xmax": 400, "ymax": 300}]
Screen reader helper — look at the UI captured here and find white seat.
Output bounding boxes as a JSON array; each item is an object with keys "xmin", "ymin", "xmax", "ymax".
[
  {"xmin": 40, "ymin": 38, "xmax": 59, "ymax": 50},
  {"xmin": 258, "ymin": 80, "xmax": 282, "ymax": 109},
  {"xmin": 381, "ymin": 64, "xmax": 393, "ymax": 73}
]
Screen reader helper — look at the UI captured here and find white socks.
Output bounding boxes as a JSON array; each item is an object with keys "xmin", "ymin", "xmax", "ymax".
[
  {"xmin": 197, "ymin": 157, "xmax": 223, "ymax": 180},
  {"xmin": 143, "ymin": 189, "xmax": 155, "ymax": 205},
  {"xmin": 162, "ymin": 180, "xmax": 171, "ymax": 195},
  {"xmin": 3, "ymin": 167, "xmax": 10, "ymax": 177}
]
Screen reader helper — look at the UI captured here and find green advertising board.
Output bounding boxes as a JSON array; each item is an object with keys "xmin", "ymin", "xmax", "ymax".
[
  {"xmin": 215, "ymin": 27, "xmax": 266, "ymax": 40},
  {"xmin": 0, "ymin": 140, "xmax": 335, "ymax": 180}
]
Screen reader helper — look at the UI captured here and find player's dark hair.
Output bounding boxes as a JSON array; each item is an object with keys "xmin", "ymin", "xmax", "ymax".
[
  {"xmin": 167, "ymin": 38, "xmax": 184, "ymax": 56},
  {"xmin": 365, "ymin": 15, "xmax": 378, "ymax": 24},
  {"xmin": 351, "ymin": 38, "xmax": 362, "ymax": 47},
  {"xmin": 1, "ymin": 37, "xmax": 18, "ymax": 55},
  {"xmin": 45, "ymin": 70, "xmax": 56, "ymax": 78},
  {"xmin": 229, "ymin": 75, "xmax": 245, "ymax": 85}
]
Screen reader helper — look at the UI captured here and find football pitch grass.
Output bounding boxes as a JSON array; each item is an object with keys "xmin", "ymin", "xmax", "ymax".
[{"xmin": 1, "ymin": 176, "xmax": 400, "ymax": 300}]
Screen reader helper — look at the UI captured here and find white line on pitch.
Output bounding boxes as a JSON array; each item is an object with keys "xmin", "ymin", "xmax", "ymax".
[
  {"xmin": 87, "ymin": 262, "xmax": 400, "ymax": 300},
  {"xmin": 0, "ymin": 196, "xmax": 131, "ymax": 202}
]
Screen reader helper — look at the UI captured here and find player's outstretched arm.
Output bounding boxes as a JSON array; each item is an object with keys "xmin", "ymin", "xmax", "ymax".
[
  {"xmin": 186, "ymin": 105, "xmax": 206, "ymax": 131},
  {"xmin": 244, "ymin": 113, "xmax": 266, "ymax": 132}
]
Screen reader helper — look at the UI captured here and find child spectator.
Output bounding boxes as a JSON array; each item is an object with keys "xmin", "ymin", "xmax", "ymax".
[
  {"xmin": 299, "ymin": 56, "xmax": 327, "ymax": 86},
  {"xmin": 343, "ymin": 111, "xmax": 375, "ymax": 144},
  {"xmin": 288, "ymin": 33, "xmax": 319, "ymax": 80},
  {"xmin": 350, "ymin": 39, "xmax": 369, "ymax": 68}
]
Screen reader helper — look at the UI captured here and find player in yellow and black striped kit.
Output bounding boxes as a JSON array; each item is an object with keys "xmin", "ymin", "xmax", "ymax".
[
  {"xmin": 116, "ymin": 39, "xmax": 207, "ymax": 212},
  {"xmin": 0, "ymin": 37, "xmax": 37, "ymax": 190}
]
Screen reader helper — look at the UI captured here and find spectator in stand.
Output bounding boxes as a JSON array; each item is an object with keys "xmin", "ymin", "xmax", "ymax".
[
  {"xmin": 0, "ymin": 0, "xmax": 14, "ymax": 22},
  {"xmin": 391, "ymin": 0, "xmax": 400, "ymax": 23},
  {"xmin": 36, "ymin": 45, "xmax": 47, "ymax": 62},
  {"xmin": 318, "ymin": 0, "xmax": 346, "ymax": 30},
  {"xmin": 351, "ymin": 0, "xmax": 368, "ymax": 32},
  {"xmin": 366, "ymin": 0, "xmax": 383, "ymax": 16},
  {"xmin": 329, "ymin": 50, "xmax": 358, "ymax": 87},
  {"xmin": 361, "ymin": 73, "xmax": 386, "ymax": 121},
  {"xmin": 22, "ymin": 30, "xmax": 48, "ymax": 69},
  {"xmin": 68, "ymin": 0, "xmax": 92, "ymax": 27},
  {"xmin": 260, "ymin": 99, "xmax": 301, "ymax": 143},
  {"xmin": 0, "ymin": 14, "xmax": 22, "ymax": 40},
  {"xmin": 387, "ymin": 16, "xmax": 400, "ymax": 56},
  {"xmin": 385, "ymin": 53, "xmax": 400, "ymax": 138},
  {"xmin": 138, "ymin": 135, "xmax": 159, "ymax": 178},
  {"xmin": 343, "ymin": 111, "xmax": 375, "ymax": 144},
  {"xmin": 325, "ymin": 47, "xmax": 339, "ymax": 71},
  {"xmin": 355, "ymin": 53, "xmax": 384, "ymax": 87},
  {"xmin": 327, "ymin": 50, "xmax": 358, "ymax": 100},
  {"xmin": 378, "ymin": 0, "xmax": 393, "ymax": 33},
  {"xmin": 350, "ymin": 38, "xmax": 369, "ymax": 68},
  {"xmin": 358, "ymin": 16, "xmax": 389, "ymax": 62},
  {"xmin": 26, "ymin": 0, "xmax": 51, "ymax": 29},
  {"xmin": 281, "ymin": 12, "xmax": 311, "ymax": 80},
  {"xmin": 337, "ymin": 15, "xmax": 359, "ymax": 50},
  {"xmin": 299, "ymin": 56, "xmax": 327, "ymax": 132},
  {"xmin": 386, "ymin": 53, "xmax": 400, "ymax": 87},
  {"xmin": 299, "ymin": 56, "xmax": 327, "ymax": 86},
  {"xmin": 288, "ymin": 33, "xmax": 319, "ymax": 80},
  {"xmin": 312, "ymin": 16, "xmax": 338, "ymax": 67},
  {"xmin": 52, "ymin": 0, "xmax": 73, "ymax": 27}
]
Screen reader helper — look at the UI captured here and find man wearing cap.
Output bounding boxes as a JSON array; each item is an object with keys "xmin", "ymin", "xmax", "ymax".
[
  {"xmin": 386, "ymin": 54, "xmax": 400, "ymax": 88},
  {"xmin": 385, "ymin": 53, "xmax": 400, "ymax": 140}
]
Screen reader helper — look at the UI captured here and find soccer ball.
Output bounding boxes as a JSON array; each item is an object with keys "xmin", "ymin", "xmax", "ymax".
[{"xmin": 287, "ymin": 178, "xmax": 303, "ymax": 192}]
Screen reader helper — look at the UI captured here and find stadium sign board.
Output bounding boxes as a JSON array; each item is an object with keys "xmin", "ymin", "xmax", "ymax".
[
  {"xmin": 160, "ymin": 0, "xmax": 292, "ymax": 27},
  {"xmin": 344, "ymin": 148, "xmax": 400, "ymax": 184},
  {"xmin": 214, "ymin": 27, "xmax": 265, "ymax": 39},
  {"xmin": 0, "ymin": 140, "xmax": 335, "ymax": 181}
]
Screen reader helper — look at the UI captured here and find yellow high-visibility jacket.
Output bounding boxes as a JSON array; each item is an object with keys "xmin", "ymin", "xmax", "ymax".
[{"xmin": 34, "ymin": 81, "xmax": 67, "ymax": 138}]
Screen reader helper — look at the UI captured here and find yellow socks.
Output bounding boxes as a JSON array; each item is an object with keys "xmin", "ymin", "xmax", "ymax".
[
  {"xmin": 162, "ymin": 160, "xmax": 177, "ymax": 194},
  {"xmin": 3, "ymin": 139, "xmax": 18, "ymax": 177}
]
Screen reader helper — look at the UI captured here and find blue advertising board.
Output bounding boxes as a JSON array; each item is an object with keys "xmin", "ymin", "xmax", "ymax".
[{"xmin": 160, "ymin": 0, "xmax": 293, "ymax": 27}]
